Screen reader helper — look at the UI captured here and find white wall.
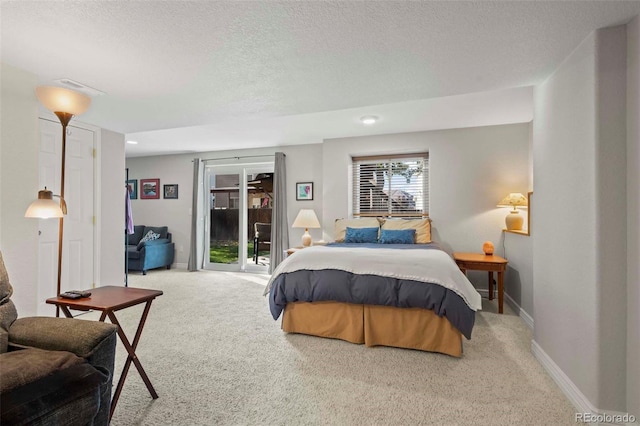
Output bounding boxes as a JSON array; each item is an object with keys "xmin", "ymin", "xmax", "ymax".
[
  {"xmin": 0, "ymin": 63, "xmax": 127, "ymax": 313},
  {"xmin": 99, "ymin": 129, "xmax": 126, "ymax": 286},
  {"xmin": 322, "ymin": 124, "xmax": 531, "ymax": 299},
  {"xmin": 503, "ymin": 232, "xmax": 533, "ymax": 321},
  {"xmin": 0, "ymin": 63, "xmax": 40, "ymax": 316},
  {"xmin": 627, "ymin": 15, "xmax": 640, "ymax": 420},
  {"xmin": 126, "ymin": 144, "xmax": 323, "ymax": 266},
  {"xmin": 533, "ymin": 26, "xmax": 628, "ymax": 413}
]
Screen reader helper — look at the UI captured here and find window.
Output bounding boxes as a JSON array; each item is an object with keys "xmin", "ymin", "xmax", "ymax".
[{"xmin": 352, "ymin": 153, "xmax": 429, "ymax": 217}]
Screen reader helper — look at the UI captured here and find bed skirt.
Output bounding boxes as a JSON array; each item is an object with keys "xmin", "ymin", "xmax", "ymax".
[{"xmin": 281, "ymin": 301, "xmax": 462, "ymax": 357}]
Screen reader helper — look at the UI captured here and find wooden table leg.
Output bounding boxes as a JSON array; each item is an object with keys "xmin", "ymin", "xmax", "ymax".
[
  {"xmin": 488, "ymin": 271, "xmax": 494, "ymax": 300},
  {"xmin": 498, "ymin": 271, "xmax": 504, "ymax": 314},
  {"xmin": 107, "ymin": 301, "xmax": 158, "ymax": 419},
  {"xmin": 59, "ymin": 306, "xmax": 73, "ymax": 318}
]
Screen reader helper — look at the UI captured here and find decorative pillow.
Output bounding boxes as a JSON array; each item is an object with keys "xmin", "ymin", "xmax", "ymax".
[
  {"xmin": 143, "ymin": 226, "xmax": 168, "ymax": 240},
  {"xmin": 344, "ymin": 227, "xmax": 379, "ymax": 244},
  {"xmin": 381, "ymin": 218, "xmax": 431, "ymax": 243},
  {"xmin": 138, "ymin": 231, "xmax": 160, "ymax": 245},
  {"xmin": 379, "ymin": 229, "xmax": 416, "ymax": 244},
  {"xmin": 334, "ymin": 218, "xmax": 380, "ymax": 242}
]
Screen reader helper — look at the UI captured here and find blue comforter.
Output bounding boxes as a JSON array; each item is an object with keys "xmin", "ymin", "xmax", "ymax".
[{"xmin": 267, "ymin": 243, "xmax": 476, "ymax": 339}]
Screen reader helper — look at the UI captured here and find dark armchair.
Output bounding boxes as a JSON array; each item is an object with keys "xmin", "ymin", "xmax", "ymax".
[
  {"xmin": 0, "ymin": 252, "xmax": 117, "ymax": 426},
  {"xmin": 127, "ymin": 225, "xmax": 175, "ymax": 275}
]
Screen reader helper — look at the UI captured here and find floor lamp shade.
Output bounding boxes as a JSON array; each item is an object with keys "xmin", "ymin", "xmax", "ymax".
[
  {"xmin": 35, "ymin": 86, "xmax": 91, "ymax": 116},
  {"xmin": 497, "ymin": 193, "xmax": 528, "ymax": 231},
  {"xmin": 25, "ymin": 189, "xmax": 66, "ymax": 218},
  {"xmin": 292, "ymin": 209, "xmax": 320, "ymax": 247}
]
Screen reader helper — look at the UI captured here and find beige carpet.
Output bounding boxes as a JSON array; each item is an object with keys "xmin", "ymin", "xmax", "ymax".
[{"xmin": 80, "ymin": 269, "xmax": 576, "ymax": 425}]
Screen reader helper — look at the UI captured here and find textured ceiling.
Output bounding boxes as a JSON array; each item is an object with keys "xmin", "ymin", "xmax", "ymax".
[{"xmin": 2, "ymin": 1, "xmax": 640, "ymax": 156}]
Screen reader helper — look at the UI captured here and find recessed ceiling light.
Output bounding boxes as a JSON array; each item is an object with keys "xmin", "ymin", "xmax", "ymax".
[
  {"xmin": 360, "ymin": 115, "xmax": 378, "ymax": 125},
  {"xmin": 126, "ymin": 140, "xmax": 138, "ymax": 145}
]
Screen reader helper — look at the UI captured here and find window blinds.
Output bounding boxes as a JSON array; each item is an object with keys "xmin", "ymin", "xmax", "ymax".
[{"xmin": 352, "ymin": 153, "xmax": 429, "ymax": 217}]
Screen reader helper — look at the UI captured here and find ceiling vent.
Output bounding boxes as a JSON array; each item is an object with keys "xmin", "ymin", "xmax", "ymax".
[{"xmin": 54, "ymin": 79, "xmax": 105, "ymax": 96}]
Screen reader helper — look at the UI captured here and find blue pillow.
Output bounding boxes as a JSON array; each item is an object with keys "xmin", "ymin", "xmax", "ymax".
[
  {"xmin": 379, "ymin": 229, "xmax": 416, "ymax": 244},
  {"xmin": 344, "ymin": 227, "xmax": 379, "ymax": 243}
]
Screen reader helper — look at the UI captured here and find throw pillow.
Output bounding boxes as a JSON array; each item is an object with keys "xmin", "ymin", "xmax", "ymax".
[
  {"xmin": 344, "ymin": 227, "xmax": 379, "ymax": 244},
  {"xmin": 141, "ymin": 230, "xmax": 160, "ymax": 243},
  {"xmin": 334, "ymin": 218, "xmax": 380, "ymax": 242},
  {"xmin": 137, "ymin": 231, "xmax": 160, "ymax": 250},
  {"xmin": 143, "ymin": 226, "xmax": 168, "ymax": 240},
  {"xmin": 378, "ymin": 229, "xmax": 416, "ymax": 244},
  {"xmin": 381, "ymin": 218, "xmax": 431, "ymax": 243}
]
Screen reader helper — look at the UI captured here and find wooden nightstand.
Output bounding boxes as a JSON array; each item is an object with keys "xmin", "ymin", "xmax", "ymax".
[
  {"xmin": 452, "ymin": 252, "xmax": 508, "ymax": 314},
  {"xmin": 286, "ymin": 247, "xmax": 304, "ymax": 256}
]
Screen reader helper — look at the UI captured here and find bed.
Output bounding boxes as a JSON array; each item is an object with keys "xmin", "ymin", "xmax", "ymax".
[{"xmin": 264, "ymin": 218, "xmax": 482, "ymax": 357}]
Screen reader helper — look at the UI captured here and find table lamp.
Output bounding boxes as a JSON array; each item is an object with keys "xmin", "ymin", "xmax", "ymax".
[
  {"xmin": 292, "ymin": 209, "xmax": 320, "ymax": 247},
  {"xmin": 497, "ymin": 193, "xmax": 528, "ymax": 231}
]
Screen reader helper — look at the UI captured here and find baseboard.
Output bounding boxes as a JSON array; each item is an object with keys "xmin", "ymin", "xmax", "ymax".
[
  {"xmin": 504, "ymin": 292, "xmax": 534, "ymax": 330},
  {"xmin": 476, "ymin": 289, "xmax": 534, "ymax": 330},
  {"xmin": 531, "ymin": 340, "xmax": 638, "ymax": 425},
  {"xmin": 173, "ymin": 262, "xmax": 187, "ymax": 269},
  {"xmin": 532, "ymin": 339, "xmax": 597, "ymax": 414}
]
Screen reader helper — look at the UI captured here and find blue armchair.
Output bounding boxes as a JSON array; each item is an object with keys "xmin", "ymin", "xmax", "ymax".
[{"xmin": 127, "ymin": 225, "xmax": 175, "ymax": 275}]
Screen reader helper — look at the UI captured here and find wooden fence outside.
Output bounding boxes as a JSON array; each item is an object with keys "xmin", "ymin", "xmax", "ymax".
[{"xmin": 210, "ymin": 208, "xmax": 272, "ymax": 242}]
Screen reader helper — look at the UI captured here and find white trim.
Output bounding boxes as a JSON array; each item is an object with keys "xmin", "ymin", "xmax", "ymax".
[
  {"xmin": 93, "ymin": 127, "xmax": 101, "ymax": 287},
  {"xmin": 505, "ymin": 292, "xmax": 534, "ymax": 330},
  {"xmin": 476, "ymin": 288, "xmax": 492, "ymax": 298},
  {"xmin": 476, "ymin": 289, "xmax": 535, "ymax": 330},
  {"xmin": 531, "ymin": 339, "xmax": 596, "ymax": 414},
  {"xmin": 531, "ymin": 340, "xmax": 638, "ymax": 424},
  {"xmin": 173, "ymin": 262, "xmax": 188, "ymax": 269},
  {"xmin": 519, "ymin": 306, "xmax": 534, "ymax": 330}
]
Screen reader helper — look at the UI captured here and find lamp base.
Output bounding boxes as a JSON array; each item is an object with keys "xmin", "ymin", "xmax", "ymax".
[
  {"xmin": 301, "ymin": 230, "xmax": 312, "ymax": 247},
  {"xmin": 505, "ymin": 211, "xmax": 524, "ymax": 231}
]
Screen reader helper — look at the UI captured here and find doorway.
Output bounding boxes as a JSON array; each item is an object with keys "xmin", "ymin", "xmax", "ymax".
[{"xmin": 205, "ymin": 163, "xmax": 274, "ymax": 273}]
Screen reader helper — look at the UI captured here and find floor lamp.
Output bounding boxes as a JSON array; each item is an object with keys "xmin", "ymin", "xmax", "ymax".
[{"xmin": 25, "ymin": 86, "xmax": 91, "ymax": 317}]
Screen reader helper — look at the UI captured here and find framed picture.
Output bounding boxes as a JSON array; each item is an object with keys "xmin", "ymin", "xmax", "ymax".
[
  {"xmin": 126, "ymin": 179, "xmax": 138, "ymax": 200},
  {"xmin": 296, "ymin": 182, "xmax": 313, "ymax": 201},
  {"xmin": 140, "ymin": 179, "xmax": 160, "ymax": 199},
  {"xmin": 164, "ymin": 184, "xmax": 178, "ymax": 199}
]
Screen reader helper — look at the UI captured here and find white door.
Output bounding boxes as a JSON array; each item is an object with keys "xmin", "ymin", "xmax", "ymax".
[{"xmin": 37, "ymin": 118, "xmax": 95, "ymax": 315}]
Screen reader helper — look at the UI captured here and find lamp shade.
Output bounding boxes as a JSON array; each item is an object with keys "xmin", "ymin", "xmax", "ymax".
[
  {"xmin": 497, "ymin": 193, "xmax": 528, "ymax": 210},
  {"xmin": 35, "ymin": 86, "xmax": 91, "ymax": 115},
  {"xmin": 25, "ymin": 189, "xmax": 65, "ymax": 218},
  {"xmin": 292, "ymin": 209, "xmax": 320, "ymax": 229}
]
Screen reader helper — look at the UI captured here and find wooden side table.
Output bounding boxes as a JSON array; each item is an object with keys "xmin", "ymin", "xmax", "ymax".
[
  {"xmin": 47, "ymin": 286, "xmax": 163, "ymax": 419},
  {"xmin": 452, "ymin": 252, "xmax": 508, "ymax": 314}
]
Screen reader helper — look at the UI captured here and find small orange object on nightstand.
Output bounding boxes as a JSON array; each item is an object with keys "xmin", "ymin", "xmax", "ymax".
[{"xmin": 482, "ymin": 241, "xmax": 494, "ymax": 255}]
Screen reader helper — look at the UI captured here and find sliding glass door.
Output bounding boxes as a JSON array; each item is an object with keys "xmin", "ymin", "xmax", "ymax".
[{"xmin": 205, "ymin": 162, "xmax": 274, "ymax": 272}]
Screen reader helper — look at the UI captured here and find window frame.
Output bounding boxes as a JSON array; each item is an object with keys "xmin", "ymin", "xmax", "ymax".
[{"xmin": 351, "ymin": 153, "xmax": 429, "ymax": 218}]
